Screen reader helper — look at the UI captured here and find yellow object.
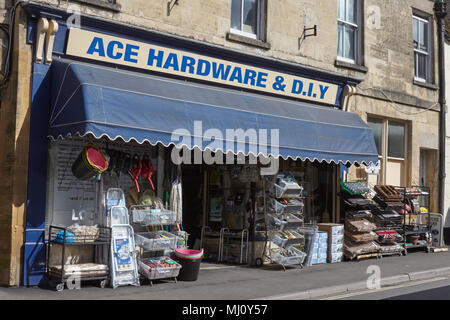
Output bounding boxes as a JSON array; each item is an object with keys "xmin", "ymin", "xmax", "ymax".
[{"xmin": 420, "ymin": 207, "xmax": 428, "ymax": 213}]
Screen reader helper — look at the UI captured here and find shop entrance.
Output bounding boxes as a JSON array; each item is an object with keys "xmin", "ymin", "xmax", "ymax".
[{"xmin": 181, "ymin": 164, "xmax": 205, "ymax": 249}]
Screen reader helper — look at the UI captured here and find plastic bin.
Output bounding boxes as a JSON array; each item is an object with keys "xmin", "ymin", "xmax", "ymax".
[
  {"xmin": 273, "ymin": 183, "xmax": 303, "ymax": 198},
  {"xmin": 138, "ymin": 257, "xmax": 181, "ymax": 280},
  {"xmin": 272, "ymin": 246, "xmax": 307, "ymax": 266},
  {"xmin": 135, "ymin": 231, "xmax": 177, "ymax": 251},
  {"xmin": 272, "ymin": 231, "xmax": 304, "ymax": 248},
  {"xmin": 174, "ymin": 249, "xmax": 203, "ymax": 281},
  {"xmin": 267, "ymin": 213, "xmax": 303, "ymax": 231},
  {"xmin": 130, "ymin": 206, "xmax": 178, "ymax": 225},
  {"xmin": 272, "ymin": 198, "xmax": 304, "ymax": 214}
]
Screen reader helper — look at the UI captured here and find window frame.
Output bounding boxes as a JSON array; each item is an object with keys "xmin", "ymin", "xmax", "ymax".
[
  {"xmin": 230, "ymin": 0, "xmax": 266, "ymax": 41},
  {"xmin": 412, "ymin": 13, "xmax": 433, "ymax": 84},
  {"xmin": 337, "ymin": 0, "xmax": 363, "ymax": 65},
  {"xmin": 367, "ymin": 116, "xmax": 408, "ymax": 186}
]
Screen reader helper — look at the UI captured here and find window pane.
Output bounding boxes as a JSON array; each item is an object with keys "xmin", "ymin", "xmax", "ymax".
[
  {"xmin": 231, "ymin": 0, "xmax": 242, "ymax": 31},
  {"xmin": 388, "ymin": 121, "xmax": 405, "ymax": 159},
  {"xmin": 413, "ymin": 18, "xmax": 419, "ymax": 49},
  {"xmin": 367, "ymin": 117, "xmax": 383, "ymax": 156},
  {"xmin": 337, "ymin": 23, "xmax": 343, "ymax": 57},
  {"xmin": 419, "ymin": 21, "xmax": 428, "ymax": 52},
  {"xmin": 345, "ymin": 0, "xmax": 356, "ymax": 24},
  {"xmin": 344, "ymin": 25, "xmax": 356, "ymax": 60},
  {"xmin": 416, "ymin": 52, "xmax": 427, "ymax": 80},
  {"xmin": 338, "ymin": 0, "xmax": 345, "ymax": 20},
  {"xmin": 243, "ymin": 0, "xmax": 257, "ymax": 34}
]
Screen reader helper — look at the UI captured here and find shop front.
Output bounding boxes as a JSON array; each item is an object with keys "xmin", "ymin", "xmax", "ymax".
[{"xmin": 22, "ymin": 4, "xmax": 380, "ymax": 287}]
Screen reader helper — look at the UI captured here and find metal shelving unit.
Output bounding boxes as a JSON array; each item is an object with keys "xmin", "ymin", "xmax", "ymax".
[
  {"xmin": 46, "ymin": 225, "xmax": 111, "ymax": 292},
  {"xmin": 130, "ymin": 205, "xmax": 184, "ymax": 286},
  {"xmin": 395, "ymin": 186, "xmax": 432, "ymax": 254},
  {"xmin": 264, "ymin": 174, "xmax": 307, "ymax": 270}
]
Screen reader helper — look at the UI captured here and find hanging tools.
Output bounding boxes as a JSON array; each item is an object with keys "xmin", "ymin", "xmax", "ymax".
[
  {"xmin": 141, "ymin": 154, "xmax": 155, "ymax": 190},
  {"xmin": 130, "ymin": 154, "xmax": 142, "ymax": 193}
]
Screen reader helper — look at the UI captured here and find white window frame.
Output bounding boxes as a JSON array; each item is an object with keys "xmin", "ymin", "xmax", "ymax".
[
  {"xmin": 230, "ymin": 0, "xmax": 265, "ymax": 41},
  {"xmin": 337, "ymin": 0, "xmax": 361, "ymax": 65},
  {"xmin": 413, "ymin": 14, "xmax": 432, "ymax": 83}
]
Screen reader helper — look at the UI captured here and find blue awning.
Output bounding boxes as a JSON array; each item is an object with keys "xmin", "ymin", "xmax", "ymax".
[{"xmin": 49, "ymin": 59, "xmax": 378, "ymax": 165}]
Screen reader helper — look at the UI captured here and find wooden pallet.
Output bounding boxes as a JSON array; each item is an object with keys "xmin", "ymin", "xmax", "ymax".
[
  {"xmin": 374, "ymin": 185, "xmax": 403, "ymax": 202},
  {"xmin": 346, "ymin": 252, "xmax": 379, "ymax": 261},
  {"xmin": 378, "ymin": 251, "xmax": 404, "ymax": 258}
]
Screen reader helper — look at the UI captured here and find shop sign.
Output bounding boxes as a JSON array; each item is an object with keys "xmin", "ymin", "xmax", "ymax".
[{"xmin": 66, "ymin": 28, "xmax": 340, "ymax": 105}]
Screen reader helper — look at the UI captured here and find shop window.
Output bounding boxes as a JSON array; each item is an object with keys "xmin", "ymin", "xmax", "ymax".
[
  {"xmin": 367, "ymin": 117, "xmax": 382, "ymax": 156},
  {"xmin": 413, "ymin": 14, "xmax": 432, "ymax": 83},
  {"xmin": 387, "ymin": 121, "xmax": 405, "ymax": 159},
  {"xmin": 367, "ymin": 117, "xmax": 407, "ymax": 186},
  {"xmin": 230, "ymin": 0, "xmax": 265, "ymax": 41},
  {"xmin": 337, "ymin": 0, "xmax": 362, "ymax": 65}
]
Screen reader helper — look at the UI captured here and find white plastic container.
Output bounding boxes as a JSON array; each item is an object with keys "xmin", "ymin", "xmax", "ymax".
[
  {"xmin": 272, "ymin": 247, "xmax": 307, "ymax": 266},
  {"xmin": 135, "ymin": 231, "xmax": 177, "ymax": 251},
  {"xmin": 272, "ymin": 230, "xmax": 304, "ymax": 248}
]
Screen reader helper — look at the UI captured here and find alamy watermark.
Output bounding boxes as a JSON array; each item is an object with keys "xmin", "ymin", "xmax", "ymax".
[
  {"xmin": 366, "ymin": 265, "xmax": 381, "ymax": 290},
  {"xmin": 170, "ymin": 121, "xmax": 280, "ymax": 175}
]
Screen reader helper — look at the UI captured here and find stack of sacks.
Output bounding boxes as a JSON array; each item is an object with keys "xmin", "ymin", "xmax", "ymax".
[
  {"xmin": 318, "ymin": 223, "xmax": 344, "ymax": 263},
  {"xmin": 311, "ymin": 231, "xmax": 328, "ymax": 265},
  {"xmin": 344, "ymin": 219, "xmax": 380, "ymax": 259}
]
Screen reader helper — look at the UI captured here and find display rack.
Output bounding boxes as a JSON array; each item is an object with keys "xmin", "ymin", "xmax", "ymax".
[
  {"xmin": 46, "ymin": 225, "xmax": 111, "ymax": 292},
  {"xmin": 264, "ymin": 174, "xmax": 307, "ymax": 270},
  {"xmin": 340, "ymin": 182, "xmax": 381, "ymax": 261},
  {"xmin": 130, "ymin": 205, "xmax": 183, "ymax": 285},
  {"xmin": 395, "ymin": 186, "xmax": 432, "ymax": 254}
]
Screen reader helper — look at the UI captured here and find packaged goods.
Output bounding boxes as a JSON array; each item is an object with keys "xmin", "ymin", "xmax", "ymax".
[
  {"xmin": 375, "ymin": 230, "xmax": 403, "ymax": 245},
  {"xmin": 345, "ymin": 230, "xmax": 378, "ymax": 242},
  {"xmin": 346, "ymin": 219, "xmax": 377, "ymax": 233},
  {"xmin": 344, "ymin": 241, "xmax": 380, "ymax": 259},
  {"xmin": 378, "ymin": 243, "xmax": 404, "ymax": 254}
]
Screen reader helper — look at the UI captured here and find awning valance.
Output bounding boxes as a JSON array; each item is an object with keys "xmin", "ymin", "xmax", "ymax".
[{"xmin": 49, "ymin": 59, "xmax": 378, "ymax": 165}]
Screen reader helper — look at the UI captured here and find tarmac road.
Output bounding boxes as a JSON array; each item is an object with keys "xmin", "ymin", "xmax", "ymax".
[{"xmin": 321, "ymin": 276, "xmax": 450, "ymax": 300}]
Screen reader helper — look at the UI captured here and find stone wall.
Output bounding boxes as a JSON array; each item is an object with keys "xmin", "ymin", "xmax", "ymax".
[{"xmin": 0, "ymin": 6, "xmax": 32, "ymax": 286}]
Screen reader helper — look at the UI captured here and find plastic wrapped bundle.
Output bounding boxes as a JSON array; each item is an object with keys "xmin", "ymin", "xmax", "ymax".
[
  {"xmin": 344, "ymin": 241, "xmax": 380, "ymax": 259},
  {"xmin": 346, "ymin": 219, "xmax": 377, "ymax": 233},
  {"xmin": 378, "ymin": 243, "xmax": 404, "ymax": 254},
  {"xmin": 345, "ymin": 230, "xmax": 378, "ymax": 243}
]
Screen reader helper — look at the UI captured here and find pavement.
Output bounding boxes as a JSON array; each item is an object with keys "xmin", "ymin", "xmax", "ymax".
[{"xmin": 1, "ymin": 248, "xmax": 449, "ymax": 300}]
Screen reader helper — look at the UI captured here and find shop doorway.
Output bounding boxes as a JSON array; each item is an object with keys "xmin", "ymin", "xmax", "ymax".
[{"xmin": 181, "ymin": 165, "xmax": 205, "ymax": 249}]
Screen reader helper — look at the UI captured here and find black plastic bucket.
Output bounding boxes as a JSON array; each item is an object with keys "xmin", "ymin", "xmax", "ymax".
[
  {"xmin": 174, "ymin": 249, "xmax": 203, "ymax": 281},
  {"xmin": 72, "ymin": 145, "xmax": 108, "ymax": 180}
]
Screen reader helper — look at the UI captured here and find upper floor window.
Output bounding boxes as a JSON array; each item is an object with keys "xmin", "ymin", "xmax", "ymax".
[
  {"xmin": 413, "ymin": 14, "xmax": 432, "ymax": 83},
  {"xmin": 230, "ymin": 0, "xmax": 265, "ymax": 40},
  {"xmin": 337, "ymin": 0, "xmax": 361, "ymax": 64}
]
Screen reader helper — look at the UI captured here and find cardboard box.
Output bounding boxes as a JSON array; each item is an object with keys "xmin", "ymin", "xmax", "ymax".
[
  {"xmin": 328, "ymin": 252, "xmax": 344, "ymax": 263},
  {"xmin": 329, "ymin": 237, "xmax": 344, "ymax": 245},
  {"xmin": 318, "ymin": 223, "xmax": 344, "ymax": 236},
  {"xmin": 312, "ymin": 252, "xmax": 327, "ymax": 260},
  {"xmin": 315, "ymin": 232, "xmax": 328, "ymax": 240},
  {"xmin": 329, "ymin": 243, "xmax": 344, "ymax": 253},
  {"xmin": 313, "ymin": 241, "xmax": 328, "ymax": 249},
  {"xmin": 311, "ymin": 257, "xmax": 327, "ymax": 265}
]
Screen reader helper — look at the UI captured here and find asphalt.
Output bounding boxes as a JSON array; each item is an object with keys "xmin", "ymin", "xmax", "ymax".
[
  {"xmin": 1, "ymin": 248, "xmax": 449, "ymax": 300},
  {"xmin": 323, "ymin": 276, "xmax": 450, "ymax": 300}
]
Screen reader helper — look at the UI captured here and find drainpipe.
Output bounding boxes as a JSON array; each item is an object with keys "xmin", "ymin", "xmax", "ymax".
[{"xmin": 434, "ymin": 0, "xmax": 447, "ymax": 215}]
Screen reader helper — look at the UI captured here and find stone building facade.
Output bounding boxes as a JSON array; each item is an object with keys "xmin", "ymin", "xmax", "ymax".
[{"xmin": 0, "ymin": 0, "xmax": 441, "ymax": 286}]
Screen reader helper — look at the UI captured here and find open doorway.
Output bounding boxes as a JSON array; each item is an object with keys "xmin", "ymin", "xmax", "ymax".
[{"xmin": 181, "ymin": 165, "xmax": 205, "ymax": 249}]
